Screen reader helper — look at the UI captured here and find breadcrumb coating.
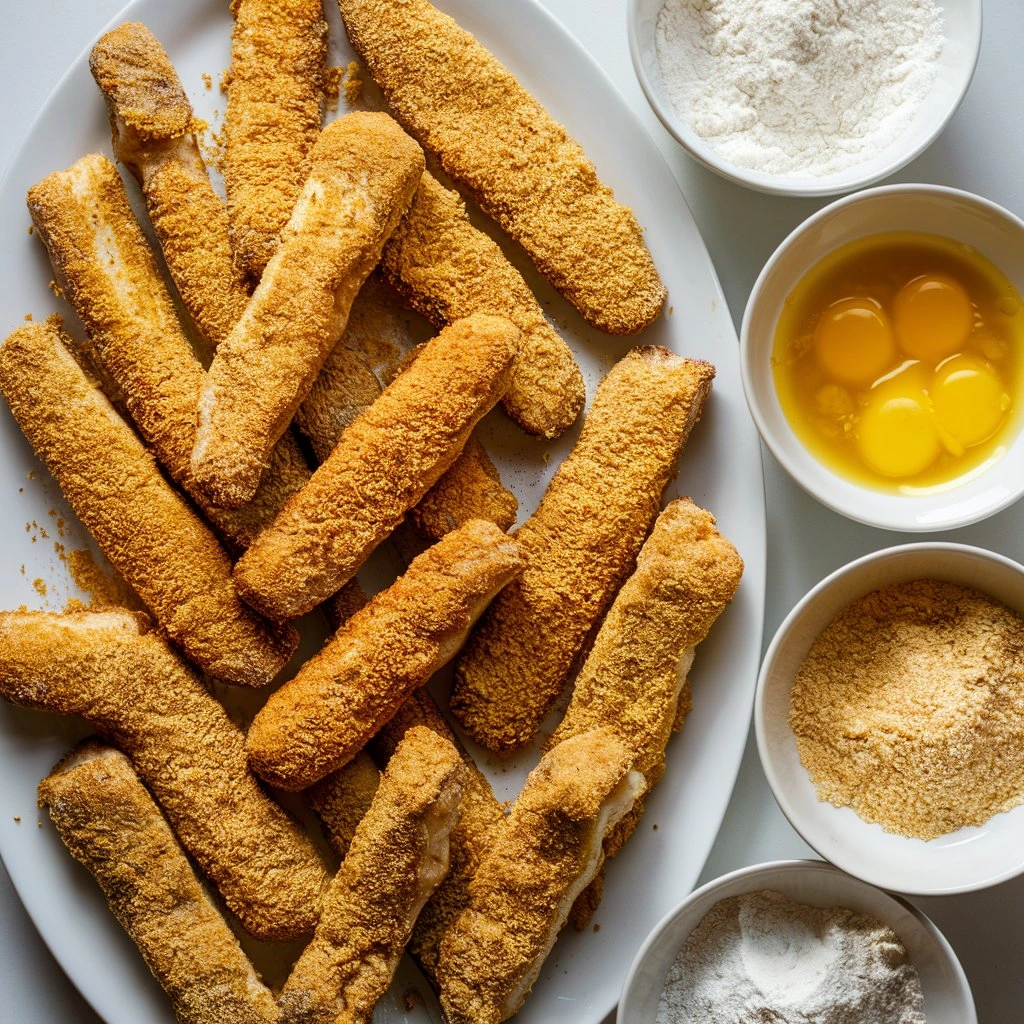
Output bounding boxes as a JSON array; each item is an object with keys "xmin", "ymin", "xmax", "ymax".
[
  {"xmin": 26, "ymin": 154, "xmax": 311, "ymax": 553},
  {"xmin": 298, "ymin": 276, "xmax": 517, "ymax": 539},
  {"xmin": 436, "ymin": 728, "xmax": 642, "ymax": 1024},
  {"xmin": 90, "ymin": 22, "xmax": 253, "ymax": 347},
  {"xmin": 382, "ymin": 172, "xmax": 583, "ymax": 437},
  {"xmin": 246, "ymin": 519, "xmax": 524, "ymax": 790},
  {"xmin": 224, "ymin": 0, "xmax": 327, "ymax": 277},
  {"xmin": 307, "ymin": 751, "xmax": 380, "ymax": 860},
  {"xmin": 234, "ymin": 314, "xmax": 520, "ymax": 620},
  {"xmin": 0, "ymin": 609, "xmax": 328, "ymax": 940},
  {"xmin": 338, "ymin": 0, "xmax": 666, "ymax": 335},
  {"xmin": 279, "ymin": 727, "xmax": 464, "ymax": 1024},
  {"xmin": 451, "ymin": 347, "xmax": 715, "ymax": 752},
  {"xmin": 411, "ymin": 435, "xmax": 518, "ymax": 540},
  {"xmin": 39, "ymin": 743, "xmax": 280, "ymax": 1024},
  {"xmin": 550, "ymin": 498, "xmax": 743, "ymax": 924},
  {"xmin": 0, "ymin": 319, "xmax": 295, "ymax": 686},
  {"xmin": 192, "ymin": 112, "xmax": 425, "ymax": 508},
  {"xmin": 371, "ymin": 689, "xmax": 507, "ymax": 984}
]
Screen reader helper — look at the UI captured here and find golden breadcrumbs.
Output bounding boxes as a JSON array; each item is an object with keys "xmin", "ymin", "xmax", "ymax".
[{"xmin": 791, "ymin": 579, "xmax": 1024, "ymax": 840}]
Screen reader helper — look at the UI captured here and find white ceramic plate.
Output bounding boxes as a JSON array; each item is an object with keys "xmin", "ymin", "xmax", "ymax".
[{"xmin": 0, "ymin": 1, "xmax": 766, "ymax": 1022}]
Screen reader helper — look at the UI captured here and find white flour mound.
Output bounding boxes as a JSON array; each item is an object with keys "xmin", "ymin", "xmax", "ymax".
[{"xmin": 655, "ymin": 0, "xmax": 943, "ymax": 176}]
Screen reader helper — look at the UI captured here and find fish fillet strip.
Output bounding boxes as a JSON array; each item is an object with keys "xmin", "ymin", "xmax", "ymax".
[
  {"xmin": 306, "ymin": 751, "xmax": 381, "ymax": 860},
  {"xmin": 234, "ymin": 314, "xmax": 520, "ymax": 620},
  {"xmin": 278, "ymin": 726, "xmax": 465, "ymax": 1024},
  {"xmin": 39, "ymin": 742, "xmax": 281, "ymax": 1024},
  {"xmin": 338, "ymin": 0, "xmax": 666, "ymax": 335},
  {"xmin": 382, "ymin": 171, "xmax": 584, "ymax": 437},
  {"xmin": 247, "ymin": 519, "xmax": 523, "ymax": 790},
  {"xmin": 451, "ymin": 346, "xmax": 715, "ymax": 752},
  {"xmin": 0, "ymin": 318, "xmax": 295, "ymax": 686},
  {"xmin": 26, "ymin": 153, "xmax": 310, "ymax": 553},
  {"xmin": 193, "ymin": 112, "xmax": 425, "ymax": 509},
  {"xmin": 436, "ymin": 728, "xmax": 643, "ymax": 1024},
  {"xmin": 224, "ymin": 0, "xmax": 327, "ymax": 277},
  {"xmin": 550, "ymin": 497, "xmax": 743, "ymax": 923},
  {"xmin": 89, "ymin": 22, "xmax": 252, "ymax": 347},
  {"xmin": 0, "ymin": 609, "xmax": 328, "ymax": 940}
]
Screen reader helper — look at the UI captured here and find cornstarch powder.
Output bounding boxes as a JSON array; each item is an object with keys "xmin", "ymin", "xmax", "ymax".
[
  {"xmin": 655, "ymin": 0, "xmax": 943, "ymax": 176},
  {"xmin": 655, "ymin": 890, "xmax": 926, "ymax": 1024}
]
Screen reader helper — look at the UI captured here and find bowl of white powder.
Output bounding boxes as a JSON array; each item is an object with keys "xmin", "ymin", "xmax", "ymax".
[
  {"xmin": 628, "ymin": 0, "xmax": 982, "ymax": 195},
  {"xmin": 618, "ymin": 859, "xmax": 975, "ymax": 1024}
]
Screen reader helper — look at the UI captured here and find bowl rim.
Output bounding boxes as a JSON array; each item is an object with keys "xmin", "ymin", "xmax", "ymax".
[
  {"xmin": 754, "ymin": 541, "xmax": 1024, "ymax": 896},
  {"xmin": 617, "ymin": 857, "xmax": 977, "ymax": 1023},
  {"xmin": 625, "ymin": 0, "xmax": 983, "ymax": 197},
  {"xmin": 739, "ymin": 182, "xmax": 1024, "ymax": 532}
]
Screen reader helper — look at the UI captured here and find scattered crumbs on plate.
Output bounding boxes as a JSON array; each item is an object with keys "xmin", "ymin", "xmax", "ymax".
[
  {"xmin": 12, "ymin": 816, "xmax": 20, "ymax": 824},
  {"xmin": 27, "ymin": 470, "xmax": 36, "ymax": 480},
  {"xmin": 403, "ymin": 990, "xmax": 420, "ymax": 1012},
  {"xmin": 652, "ymin": 823, "xmax": 659, "ymax": 831},
  {"xmin": 593, "ymin": 923, "xmax": 601, "ymax": 933},
  {"xmin": 343, "ymin": 61, "xmax": 364, "ymax": 108},
  {"xmin": 23, "ymin": 313, "xmax": 32, "ymax": 321},
  {"xmin": 27, "ymin": 224, "xmax": 33, "ymax": 235},
  {"xmin": 220, "ymin": 67, "xmax": 231, "ymax": 93},
  {"xmin": 19, "ymin": 564, "xmax": 24, "ymax": 575},
  {"xmin": 542, "ymin": 451, "xmax": 551, "ymax": 464},
  {"xmin": 37, "ymin": 821, "xmax": 42, "ymax": 829},
  {"xmin": 32, "ymin": 578, "xmax": 47, "ymax": 598},
  {"xmin": 201, "ymin": 71, "xmax": 212, "ymax": 89},
  {"xmin": 48, "ymin": 280, "xmax": 63, "ymax": 299},
  {"xmin": 668, "ymin": 305, "xmax": 674, "ymax": 316},
  {"xmin": 325, "ymin": 65, "xmax": 344, "ymax": 112}
]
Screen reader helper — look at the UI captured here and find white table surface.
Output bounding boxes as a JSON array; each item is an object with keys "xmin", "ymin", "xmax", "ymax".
[{"xmin": 1, "ymin": 0, "xmax": 1021, "ymax": 1021}]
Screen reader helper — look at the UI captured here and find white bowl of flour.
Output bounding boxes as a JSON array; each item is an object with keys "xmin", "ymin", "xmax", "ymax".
[
  {"xmin": 628, "ymin": 0, "xmax": 982, "ymax": 195},
  {"xmin": 618, "ymin": 860, "xmax": 975, "ymax": 1024}
]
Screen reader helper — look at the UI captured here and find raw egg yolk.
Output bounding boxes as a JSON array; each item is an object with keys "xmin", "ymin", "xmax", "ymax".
[
  {"xmin": 932, "ymin": 355, "xmax": 1008, "ymax": 451},
  {"xmin": 892, "ymin": 274, "xmax": 973, "ymax": 361},
  {"xmin": 813, "ymin": 298, "xmax": 895, "ymax": 386},
  {"xmin": 857, "ymin": 385, "xmax": 940, "ymax": 478}
]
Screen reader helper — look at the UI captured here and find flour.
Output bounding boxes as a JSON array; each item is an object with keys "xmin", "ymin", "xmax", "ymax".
[
  {"xmin": 655, "ymin": 0, "xmax": 943, "ymax": 176},
  {"xmin": 655, "ymin": 890, "xmax": 927, "ymax": 1023}
]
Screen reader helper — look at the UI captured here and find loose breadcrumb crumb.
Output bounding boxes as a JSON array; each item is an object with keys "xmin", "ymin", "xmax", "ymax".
[{"xmin": 343, "ymin": 61, "xmax": 364, "ymax": 106}]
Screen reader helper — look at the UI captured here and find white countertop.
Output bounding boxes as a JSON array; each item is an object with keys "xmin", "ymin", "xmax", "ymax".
[{"xmin": 1, "ymin": 1, "xmax": 1021, "ymax": 1021}]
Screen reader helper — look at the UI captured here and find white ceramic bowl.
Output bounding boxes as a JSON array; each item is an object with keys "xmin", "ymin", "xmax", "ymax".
[
  {"xmin": 741, "ymin": 184, "xmax": 1024, "ymax": 531},
  {"xmin": 756, "ymin": 542, "xmax": 1024, "ymax": 896},
  {"xmin": 618, "ymin": 860, "xmax": 976, "ymax": 1024},
  {"xmin": 627, "ymin": 0, "xmax": 981, "ymax": 196}
]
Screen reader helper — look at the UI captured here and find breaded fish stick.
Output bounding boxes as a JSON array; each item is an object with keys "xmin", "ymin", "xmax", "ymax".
[
  {"xmin": 436, "ymin": 729, "xmax": 643, "ymax": 1024},
  {"xmin": 26, "ymin": 154, "xmax": 311, "ymax": 553},
  {"xmin": 39, "ymin": 743, "xmax": 280, "ymax": 1024},
  {"xmin": 279, "ymin": 727, "xmax": 465, "ymax": 1024},
  {"xmin": 0, "ymin": 319, "xmax": 295, "ymax": 686},
  {"xmin": 297, "ymin": 279, "xmax": 518, "ymax": 540},
  {"xmin": 0, "ymin": 609, "xmax": 328, "ymax": 940},
  {"xmin": 371, "ymin": 689, "xmax": 506, "ymax": 984},
  {"xmin": 411, "ymin": 435, "xmax": 518, "ymax": 539},
  {"xmin": 338, "ymin": 0, "xmax": 666, "ymax": 335},
  {"xmin": 451, "ymin": 347, "xmax": 715, "ymax": 752},
  {"xmin": 225, "ymin": 0, "xmax": 327, "ymax": 277},
  {"xmin": 550, "ymin": 498, "xmax": 743, "ymax": 923},
  {"xmin": 90, "ymin": 22, "xmax": 251, "ymax": 347},
  {"xmin": 234, "ymin": 314, "xmax": 520, "ymax": 620},
  {"xmin": 247, "ymin": 519, "xmax": 523, "ymax": 790},
  {"xmin": 307, "ymin": 751, "xmax": 380, "ymax": 860},
  {"xmin": 193, "ymin": 113, "xmax": 424, "ymax": 509},
  {"xmin": 382, "ymin": 172, "xmax": 584, "ymax": 437}
]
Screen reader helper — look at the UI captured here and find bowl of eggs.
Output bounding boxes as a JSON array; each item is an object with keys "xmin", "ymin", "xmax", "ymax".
[{"xmin": 741, "ymin": 184, "xmax": 1024, "ymax": 531}]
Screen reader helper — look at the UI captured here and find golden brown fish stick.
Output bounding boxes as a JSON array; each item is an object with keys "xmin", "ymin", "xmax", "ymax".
[
  {"xmin": 225, "ymin": 0, "xmax": 327, "ymax": 277},
  {"xmin": 451, "ymin": 347, "xmax": 715, "ymax": 752},
  {"xmin": 90, "ymin": 22, "xmax": 252, "ymax": 347},
  {"xmin": 0, "ymin": 319, "xmax": 295, "ymax": 686},
  {"xmin": 382, "ymin": 172, "xmax": 584, "ymax": 437},
  {"xmin": 278, "ymin": 727, "xmax": 465, "ymax": 1024},
  {"xmin": 193, "ymin": 113, "xmax": 425, "ymax": 508},
  {"xmin": 247, "ymin": 519, "xmax": 523, "ymax": 790},
  {"xmin": 26, "ymin": 153, "xmax": 311, "ymax": 553},
  {"xmin": 549, "ymin": 498, "xmax": 743, "ymax": 924},
  {"xmin": 39, "ymin": 742, "xmax": 280, "ymax": 1024},
  {"xmin": 338, "ymin": 0, "xmax": 666, "ymax": 335},
  {"xmin": 307, "ymin": 751, "xmax": 380, "ymax": 860},
  {"xmin": 0, "ymin": 609, "xmax": 328, "ymax": 940},
  {"xmin": 297, "ymin": 278, "xmax": 518, "ymax": 540},
  {"xmin": 234, "ymin": 314, "xmax": 520, "ymax": 620},
  {"xmin": 371, "ymin": 689, "xmax": 507, "ymax": 984},
  {"xmin": 436, "ymin": 729, "xmax": 643, "ymax": 1024}
]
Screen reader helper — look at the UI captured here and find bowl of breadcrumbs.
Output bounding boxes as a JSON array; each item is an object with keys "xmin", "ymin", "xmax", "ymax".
[{"xmin": 756, "ymin": 542, "xmax": 1024, "ymax": 895}]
